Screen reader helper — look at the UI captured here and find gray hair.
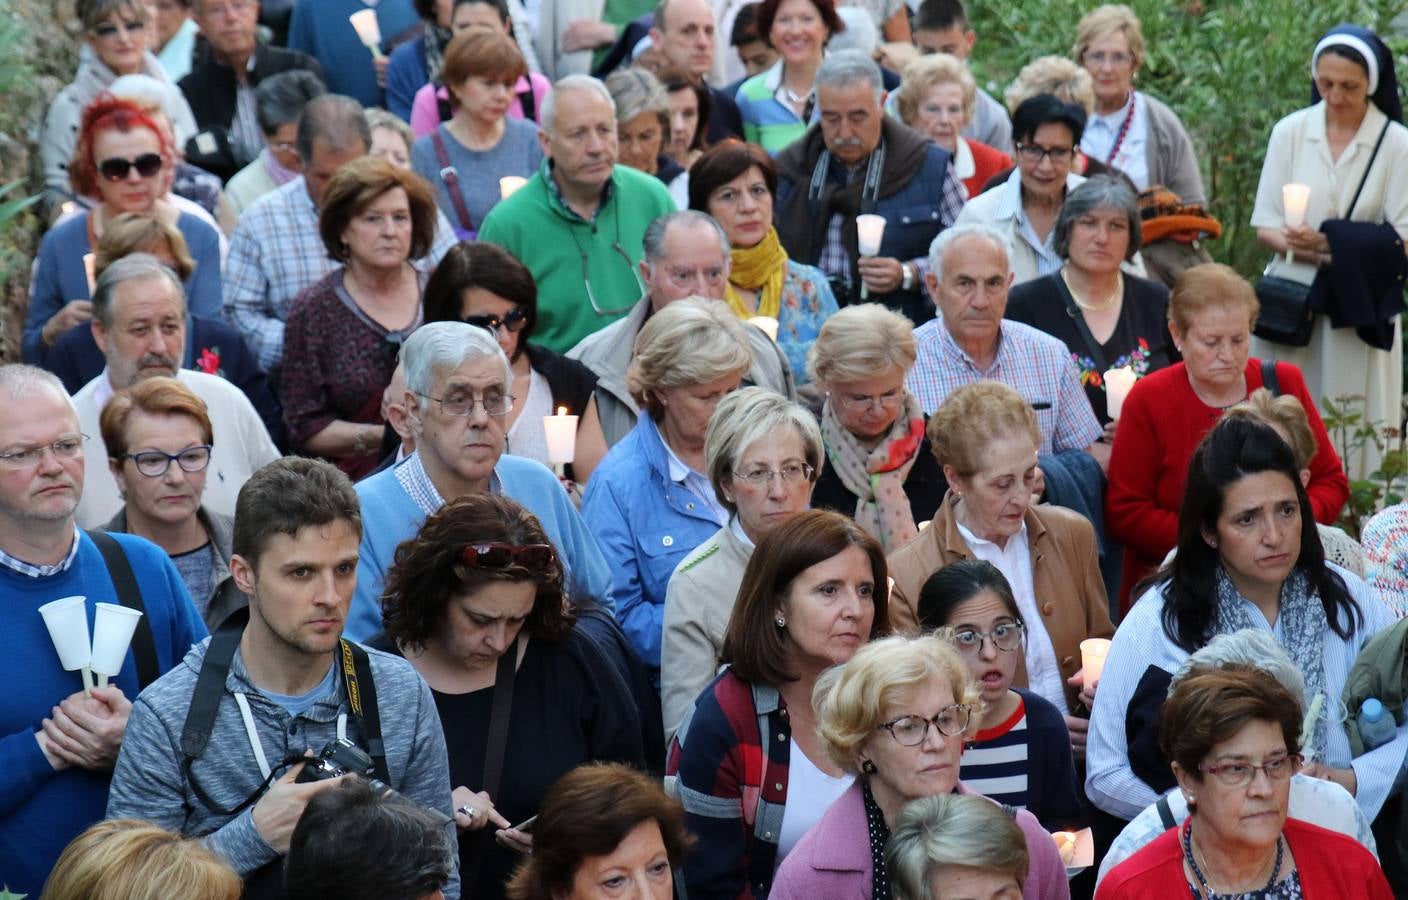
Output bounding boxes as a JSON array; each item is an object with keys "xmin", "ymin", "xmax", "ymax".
[
  {"xmin": 92, "ymin": 253, "xmax": 186, "ymax": 329},
  {"xmin": 807, "ymin": 303, "xmax": 917, "ymax": 384},
  {"xmin": 542, "ymin": 75, "xmax": 616, "ymax": 135},
  {"xmin": 885, "ymin": 793, "xmax": 1030, "ymax": 900},
  {"xmin": 366, "ymin": 108, "xmax": 415, "ymax": 153},
  {"xmin": 296, "ymin": 94, "xmax": 370, "ymax": 165},
  {"xmin": 828, "ymin": 9, "xmax": 878, "ymax": 59},
  {"xmin": 706, "ymin": 387, "xmax": 823, "ymax": 514},
  {"xmin": 642, "ymin": 211, "xmax": 731, "ymax": 264},
  {"xmin": 627, "ymin": 297, "xmax": 753, "ymax": 417},
  {"xmin": 605, "ymin": 67, "xmax": 672, "ymax": 143},
  {"xmin": 400, "ymin": 321, "xmax": 512, "ymax": 413},
  {"xmin": 927, "ymin": 223, "xmax": 1014, "ymax": 282},
  {"xmin": 1170, "ymin": 629, "xmax": 1307, "ymax": 708},
  {"xmin": 815, "ymin": 49, "xmax": 883, "ymax": 100},
  {"xmin": 256, "ymin": 70, "xmax": 327, "ymax": 135},
  {"xmin": 1053, "ymin": 174, "xmax": 1142, "ymax": 261},
  {"xmin": 0, "ymin": 364, "xmax": 75, "ymax": 411}
]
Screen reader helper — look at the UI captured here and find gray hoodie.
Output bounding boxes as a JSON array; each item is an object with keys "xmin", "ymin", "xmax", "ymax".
[{"xmin": 107, "ymin": 636, "xmax": 459, "ymax": 898}]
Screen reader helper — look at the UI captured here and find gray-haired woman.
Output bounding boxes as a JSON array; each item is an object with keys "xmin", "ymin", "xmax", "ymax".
[
  {"xmin": 225, "ymin": 69, "xmax": 326, "ymax": 215},
  {"xmin": 660, "ymin": 386, "xmax": 823, "ymax": 738},
  {"xmin": 606, "ymin": 67, "xmax": 686, "ymax": 205},
  {"xmin": 886, "ymin": 793, "xmax": 1032, "ymax": 900}
]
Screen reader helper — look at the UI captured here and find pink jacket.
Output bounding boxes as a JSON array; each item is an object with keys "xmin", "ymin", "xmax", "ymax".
[
  {"xmin": 409, "ymin": 72, "xmax": 554, "ymax": 138},
  {"xmin": 770, "ymin": 781, "xmax": 1070, "ymax": 900}
]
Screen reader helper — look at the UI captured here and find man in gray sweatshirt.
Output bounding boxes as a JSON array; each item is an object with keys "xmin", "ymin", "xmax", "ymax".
[{"xmin": 107, "ymin": 457, "xmax": 458, "ymax": 898}]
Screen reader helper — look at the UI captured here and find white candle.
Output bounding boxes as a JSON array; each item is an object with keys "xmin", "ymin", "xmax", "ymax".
[
  {"xmin": 499, "ymin": 175, "xmax": 528, "ymax": 199},
  {"xmin": 1103, "ymin": 365, "xmax": 1137, "ymax": 420},
  {"xmin": 1080, "ymin": 638, "xmax": 1112, "ymax": 686},
  {"xmin": 90, "ymin": 603, "xmax": 143, "ymax": 689},
  {"xmin": 1282, "ymin": 183, "xmax": 1310, "ymax": 265},
  {"xmin": 750, "ymin": 315, "xmax": 779, "ymax": 342},
  {"xmin": 38, "ymin": 595, "xmax": 93, "ymax": 696},
  {"xmin": 83, "ymin": 253, "xmax": 97, "ymax": 295},
  {"xmin": 348, "ymin": 9, "xmax": 384, "ymax": 58},
  {"xmin": 543, "ymin": 406, "xmax": 578, "ymax": 466},
  {"xmin": 855, "ymin": 214, "xmax": 886, "ymax": 257}
]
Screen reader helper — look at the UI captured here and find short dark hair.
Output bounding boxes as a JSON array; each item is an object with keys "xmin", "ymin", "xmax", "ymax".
[
  {"xmin": 422, "ymin": 242, "xmax": 540, "ymax": 355},
  {"xmin": 284, "ymin": 779, "xmax": 454, "ymax": 900},
  {"xmin": 754, "ymin": 0, "xmax": 844, "ymax": 48},
  {"xmin": 721, "ymin": 509, "xmax": 890, "ymax": 686},
  {"xmin": 1011, "ymin": 92, "xmax": 1086, "ymax": 147},
  {"xmin": 381, "ymin": 493, "xmax": 572, "ymax": 650},
  {"xmin": 232, "ymin": 458, "xmax": 362, "ymax": 569},
  {"xmin": 730, "ymin": 2, "xmax": 762, "ymax": 45},
  {"xmin": 450, "ymin": 0, "xmax": 510, "ymax": 21},
  {"xmin": 912, "ymin": 0, "xmax": 968, "ymax": 33},
  {"xmin": 1159, "ymin": 664, "xmax": 1303, "ymax": 788},
  {"xmin": 507, "ymin": 764, "xmax": 693, "ymax": 899},
  {"xmin": 916, "ymin": 559, "xmax": 1022, "ymax": 631},
  {"xmin": 296, "ymin": 94, "xmax": 371, "ymax": 165},
  {"xmin": 317, "ymin": 155, "xmax": 439, "ymax": 262},
  {"xmin": 687, "ymin": 140, "xmax": 777, "ymax": 213},
  {"xmin": 255, "ymin": 69, "xmax": 327, "ymax": 136},
  {"xmin": 659, "ymin": 66, "xmax": 713, "ymax": 155}
]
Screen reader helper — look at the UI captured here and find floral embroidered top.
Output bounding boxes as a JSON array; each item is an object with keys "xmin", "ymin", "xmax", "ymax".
[
  {"xmin": 775, "ymin": 260, "xmax": 840, "ymax": 385},
  {"xmin": 1005, "ymin": 271, "xmax": 1178, "ymax": 424}
]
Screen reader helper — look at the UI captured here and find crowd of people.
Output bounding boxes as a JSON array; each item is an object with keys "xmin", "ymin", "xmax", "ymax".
[{"xmin": 6, "ymin": 0, "xmax": 1408, "ymax": 897}]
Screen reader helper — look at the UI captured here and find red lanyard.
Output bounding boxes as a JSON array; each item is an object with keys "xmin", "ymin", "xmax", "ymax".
[{"xmin": 1105, "ymin": 93, "xmax": 1137, "ymax": 165}]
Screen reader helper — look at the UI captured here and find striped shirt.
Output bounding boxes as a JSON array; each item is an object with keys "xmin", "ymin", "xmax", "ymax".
[
  {"xmin": 960, "ymin": 694, "xmax": 1031, "ymax": 810},
  {"xmin": 0, "ymin": 526, "xmax": 81, "ymax": 578}
]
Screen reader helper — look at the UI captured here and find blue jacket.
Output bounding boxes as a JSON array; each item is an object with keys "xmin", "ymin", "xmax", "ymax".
[
  {"xmin": 581, "ymin": 414, "xmax": 722, "ymax": 674},
  {"xmin": 385, "ymin": 35, "xmax": 429, "ymax": 122}
]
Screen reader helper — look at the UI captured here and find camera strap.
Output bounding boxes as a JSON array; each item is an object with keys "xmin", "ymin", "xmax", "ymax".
[{"xmin": 339, "ymin": 637, "xmax": 389, "ymax": 783}]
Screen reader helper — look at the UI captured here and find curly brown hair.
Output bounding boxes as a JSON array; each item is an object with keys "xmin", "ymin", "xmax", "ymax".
[{"xmin": 381, "ymin": 494, "xmax": 572, "ymax": 650}]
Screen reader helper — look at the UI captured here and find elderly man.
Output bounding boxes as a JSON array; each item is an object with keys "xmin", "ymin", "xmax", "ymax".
[
  {"xmin": 909, "ymin": 0, "xmax": 1013, "ymax": 153},
  {"xmin": 224, "ymin": 94, "xmax": 456, "ymax": 368},
  {"xmin": 568, "ymin": 210, "xmax": 794, "ymax": 445},
  {"xmin": 648, "ymin": 0, "xmax": 743, "ymax": 140},
  {"xmin": 178, "ymin": 0, "xmax": 324, "ymax": 181},
  {"xmin": 775, "ymin": 51, "xmax": 965, "ymax": 325},
  {"xmin": 73, "ymin": 256, "xmax": 280, "ymax": 528},
  {"xmin": 478, "ymin": 75, "xmax": 677, "ymax": 354},
  {"xmin": 345, "ymin": 322, "xmax": 613, "ymax": 641},
  {"xmin": 0, "ymin": 364, "xmax": 204, "ymax": 897}
]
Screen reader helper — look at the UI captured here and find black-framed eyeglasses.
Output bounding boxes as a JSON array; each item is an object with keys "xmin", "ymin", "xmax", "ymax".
[
  {"xmin": 464, "ymin": 307, "xmax": 529, "ymax": 335},
  {"xmin": 951, "ymin": 622, "xmax": 1025, "ymax": 654},
  {"xmin": 876, "ymin": 704, "xmax": 972, "ymax": 746},
  {"xmin": 0, "ymin": 434, "xmax": 87, "ymax": 469},
  {"xmin": 1200, "ymin": 753, "xmax": 1303, "ymax": 788},
  {"xmin": 415, "ymin": 390, "xmax": 514, "ymax": 418},
  {"xmin": 121, "ymin": 445, "xmax": 213, "ymax": 477},
  {"xmin": 1015, "ymin": 143, "xmax": 1074, "ymax": 165},
  {"xmin": 98, "ymin": 153, "xmax": 164, "ymax": 182},
  {"xmin": 461, "ymin": 542, "xmax": 557, "ymax": 569},
  {"xmin": 582, "ymin": 242, "xmax": 647, "ymax": 316},
  {"xmin": 731, "ymin": 463, "xmax": 815, "ymax": 486}
]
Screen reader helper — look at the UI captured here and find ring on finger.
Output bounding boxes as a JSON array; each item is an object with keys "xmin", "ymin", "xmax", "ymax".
[{"xmin": 457, "ymin": 805, "xmax": 480, "ymax": 820}]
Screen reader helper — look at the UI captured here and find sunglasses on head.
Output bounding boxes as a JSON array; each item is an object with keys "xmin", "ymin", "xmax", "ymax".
[
  {"xmin": 464, "ymin": 307, "xmax": 528, "ymax": 334},
  {"xmin": 461, "ymin": 542, "xmax": 556, "ymax": 569},
  {"xmin": 98, "ymin": 153, "xmax": 164, "ymax": 182}
]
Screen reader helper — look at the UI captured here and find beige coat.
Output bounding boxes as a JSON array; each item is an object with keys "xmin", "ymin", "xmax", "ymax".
[{"xmin": 886, "ymin": 495, "xmax": 1114, "ymax": 710}]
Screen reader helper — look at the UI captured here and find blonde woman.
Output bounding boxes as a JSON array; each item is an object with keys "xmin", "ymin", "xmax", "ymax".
[
  {"xmin": 886, "ymin": 793, "xmax": 1032, "ymax": 900},
  {"xmin": 42, "ymin": 819, "xmax": 240, "ymax": 900},
  {"xmin": 896, "ymin": 54, "xmax": 1012, "ymax": 198}
]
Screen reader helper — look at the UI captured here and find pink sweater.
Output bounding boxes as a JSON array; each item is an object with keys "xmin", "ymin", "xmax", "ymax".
[{"xmin": 408, "ymin": 73, "xmax": 553, "ymax": 138}]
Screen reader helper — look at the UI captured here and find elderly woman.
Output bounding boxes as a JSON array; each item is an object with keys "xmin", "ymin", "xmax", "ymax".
[
  {"xmin": 1006, "ymin": 175, "xmax": 1176, "ymax": 429},
  {"xmin": 660, "ymin": 387, "xmax": 823, "ymax": 738},
  {"xmin": 43, "ymin": 819, "xmax": 240, "ymax": 900},
  {"xmin": 508, "ymin": 763, "xmax": 692, "ymax": 900},
  {"xmin": 26, "ymin": 96, "xmax": 221, "ymax": 365},
  {"xmin": 40, "ymin": 0, "xmax": 196, "ymax": 198},
  {"xmin": 411, "ymin": 28, "xmax": 545, "ymax": 240},
  {"xmin": 1090, "ymin": 415, "xmax": 1404, "ymax": 824},
  {"xmin": 888, "ymin": 381, "xmax": 1113, "ymax": 755},
  {"xmin": 368, "ymin": 109, "xmax": 415, "ymax": 171},
  {"xmin": 424, "ymin": 241, "xmax": 608, "ymax": 482},
  {"xmin": 99, "ymin": 377, "xmax": 243, "ymax": 629},
  {"xmin": 1251, "ymin": 26, "xmax": 1408, "ymax": 472},
  {"xmin": 582, "ymin": 298, "xmax": 753, "ymax": 679},
  {"xmin": 668, "ymin": 509, "xmax": 889, "ymax": 898},
  {"xmin": 769, "ymin": 634, "xmax": 1068, "ymax": 900},
  {"xmin": 954, "ymin": 94, "xmax": 1089, "ymax": 285},
  {"xmin": 661, "ymin": 67, "xmax": 711, "ymax": 170},
  {"xmin": 886, "ymin": 793, "xmax": 1033, "ymax": 900},
  {"xmin": 607, "ymin": 68, "xmax": 686, "ymax": 202},
  {"xmin": 1097, "ymin": 666, "xmax": 1392, "ymax": 897},
  {"xmin": 374, "ymin": 493, "xmax": 645, "ymax": 900},
  {"xmin": 280, "ymin": 156, "xmax": 439, "ymax": 479},
  {"xmin": 1105, "ymin": 263, "xmax": 1349, "ymax": 612},
  {"xmin": 809, "ymin": 304, "xmax": 945, "ymax": 547},
  {"xmin": 224, "ymin": 70, "xmax": 325, "ymax": 216},
  {"xmin": 736, "ymin": 0, "xmax": 846, "ymax": 152},
  {"xmin": 896, "ymin": 54, "xmax": 1013, "ymax": 198},
  {"xmin": 1073, "ymin": 5, "xmax": 1204, "ymax": 203},
  {"xmin": 688, "ymin": 141, "xmax": 838, "ymax": 383},
  {"xmin": 917, "ymin": 560, "xmax": 1082, "ymax": 831}
]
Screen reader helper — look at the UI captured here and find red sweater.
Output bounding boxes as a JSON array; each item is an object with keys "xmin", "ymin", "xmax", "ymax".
[
  {"xmin": 963, "ymin": 139, "xmax": 1014, "ymax": 198},
  {"xmin": 1096, "ymin": 817, "xmax": 1392, "ymax": 899},
  {"xmin": 1105, "ymin": 359, "xmax": 1348, "ymax": 612}
]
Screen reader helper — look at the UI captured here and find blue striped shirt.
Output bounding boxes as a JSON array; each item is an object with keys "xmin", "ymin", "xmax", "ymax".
[{"xmin": 961, "ymin": 694, "xmax": 1032, "ymax": 810}]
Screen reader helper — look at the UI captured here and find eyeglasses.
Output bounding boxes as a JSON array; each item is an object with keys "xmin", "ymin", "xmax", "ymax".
[
  {"xmin": 98, "ymin": 153, "xmax": 164, "ymax": 182},
  {"xmin": 416, "ymin": 389, "xmax": 514, "ymax": 418},
  {"xmin": 122, "ymin": 445, "xmax": 213, "ymax": 477},
  {"xmin": 731, "ymin": 462, "xmax": 815, "ymax": 486},
  {"xmin": 832, "ymin": 390, "xmax": 905, "ymax": 413},
  {"xmin": 1015, "ymin": 143, "xmax": 1074, "ymax": 165},
  {"xmin": 0, "ymin": 435, "xmax": 86, "ymax": 469},
  {"xmin": 1084, "ymin": 50, "xmax": 1132, "ymax": 68},
  {"xmin": 661, "ymin": 265, "xmax": 729, "ymax": 291},
  {"xmin": 269, "ymin": 141, "xmax": 298, "ymax": 155},
  {"xmin": 464, "ymin": 308, "xmax": 529, "ymax": 335},
  {"xmin": 92, "ymin": 19, "xmax": 146, "ymax": 38},
  {"xmin": 1200, "ymin": 754, "xmax": 1303, "ymax": 788},
  {"xmin": 582, "ymin": 243, "xmax": 647, "ymax": 316},
  {"xmin": 461, "ymin": 542, "xmax": 557, "ymax": 569},
  {"xmin": 951, "ymin": 622, "xmax": 1025, "ymax": 654},
  {"xmin": 877, "ymin": 704, "xmax": 972, "ymax": 746}
]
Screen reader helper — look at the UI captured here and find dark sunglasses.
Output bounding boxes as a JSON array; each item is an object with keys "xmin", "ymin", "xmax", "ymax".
[
  {"xmin": 98, "ymin": 153, "xmax": 164, "ymax": 182},
  {"xmin": 464, "ymin": 307, "xmax": 528, "ymax": 334},
  {"xmin": 93, "ymin": 19, "xmax": 146, "ymax": 38},
  {"xmin": 460, "ymin": 542, "xmax": 556, "ymax": 569}
]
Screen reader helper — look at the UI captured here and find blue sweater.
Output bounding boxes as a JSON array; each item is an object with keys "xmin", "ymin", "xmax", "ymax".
[
  {"xmin": 0, "ymin": 532, "xmax": 205, "ymax": 897},
  {"xmin": 347, "ymin": 453, "xmax": 616, "ymax": 641},
  {"xmin": 288, "ymin": 0, "xmax": 419, "ymax": 108}
]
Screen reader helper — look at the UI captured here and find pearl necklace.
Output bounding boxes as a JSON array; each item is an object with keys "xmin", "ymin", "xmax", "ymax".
[{"xmin": 1062, "ymin": 267, "xmax": 1123, "ymax": 311}]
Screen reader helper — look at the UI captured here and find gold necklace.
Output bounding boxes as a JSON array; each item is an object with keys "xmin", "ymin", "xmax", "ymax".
[
  {"xmin": 1062, "ymin": 267, "xmax": 1123, "ymax": 311},
  {"xmin": 1189, "ymin": 827, "xmax": 1279, "ymax": 896}
]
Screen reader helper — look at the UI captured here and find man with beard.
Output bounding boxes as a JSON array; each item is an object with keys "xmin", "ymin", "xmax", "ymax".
[{"xmin": 72, "ymin": 255, "xmax": 280, "ymax": 528}]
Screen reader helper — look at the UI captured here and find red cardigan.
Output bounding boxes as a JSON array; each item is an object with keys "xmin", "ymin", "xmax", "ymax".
[
  {"xmin": 963, "ymin": 138, "xmax": 1014, "ymax": 198},
  {"xmin": 1096, "ymin": 817, "xmax": 1391, "ymax": 898},
  {"xmin": 1105, "ymin": 359, "xmax": 1348, "ymax": 612}
]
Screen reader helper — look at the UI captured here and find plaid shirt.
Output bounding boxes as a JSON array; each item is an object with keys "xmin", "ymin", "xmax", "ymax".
[
  {"xmin": 0, "ymin": 526, "xmax": 81, "ymax": 578},
  {"xmin": 223, "ymin": 178, "xmax": 458, "ymax": 369},
  {"xmin": 906, "ymin": 317, "xmax": 1102, "ymax": 455}
]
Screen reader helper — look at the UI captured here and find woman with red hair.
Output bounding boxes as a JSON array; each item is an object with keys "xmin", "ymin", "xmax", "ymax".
[{"xmin": 24, "ymin": 95, "xmax": 222, "ymax": 367}]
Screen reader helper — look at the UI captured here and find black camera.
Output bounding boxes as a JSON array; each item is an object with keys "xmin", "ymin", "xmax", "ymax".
[{"xmin": 294, "ymin": 739, "xmax": 450, "ymax": 826}]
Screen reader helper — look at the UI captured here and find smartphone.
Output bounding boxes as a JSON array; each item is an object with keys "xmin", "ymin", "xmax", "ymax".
[{"xmin": 510, "ymin": 815, "xmax": 537, "ymax": 833}]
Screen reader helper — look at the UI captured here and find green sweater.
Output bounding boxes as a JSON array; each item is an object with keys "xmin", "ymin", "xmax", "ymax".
[{"xmin": 479, "ymin": 162, "xmax": 676, "ymax": 353}]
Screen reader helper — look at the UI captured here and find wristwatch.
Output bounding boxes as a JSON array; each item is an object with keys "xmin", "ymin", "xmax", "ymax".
[{"xmin": 901, "ymin": 262, "xmax": 915, "ymax": 292}]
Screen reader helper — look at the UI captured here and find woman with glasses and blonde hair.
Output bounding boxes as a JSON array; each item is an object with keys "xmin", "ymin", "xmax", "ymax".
[
  {"xmin": 374, "ymin": 492, "xmax": 645, "ymax": 900},
  {"xmin": 896, "ymin": 54, "xmax": 1013, "ymax": 199},
  {"xmin": 769, "ymin": 634, "xmax": 1069, "ymax": 900},
  {"xmin": 886, "ymin": 792, "xmax": 1032, "ymax": 900}
]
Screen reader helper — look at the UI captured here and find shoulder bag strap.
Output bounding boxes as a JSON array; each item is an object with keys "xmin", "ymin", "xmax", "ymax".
[
  {"xmin": 1260, "ymin": 358, "xmax": 1281, "ymax": 397},
  {"xmin": 1346, "ymin": 120, "xmax": 1391, "ymax": 221},
  {"xmin": 1156, "ymin": 793, "xmax": 1178, "ymax": 830},
  {"xmin": 180, "ymin": 607, "xmax": 249, "ymax": 760},
  {"xmin": 339, "ymin": 639, "xmax": 389, "ymax": 782},
  {"xmin": 1054, "ymin": 275, "xmax": 1112, "ymax": 373},
  {"xmin": 431, "ymin": 129, "xmax": 475, "ymax": 234},
  {"xmin": 463, "ymin": 637, "xmax": 521, "ymax": 888},
  {"xmin": 86, "ymin": 529, "xmax": 159, "ymax": 689},
  {"xmin": 518, "ymin": 81, "xmax": 536, "ymax": 122}
]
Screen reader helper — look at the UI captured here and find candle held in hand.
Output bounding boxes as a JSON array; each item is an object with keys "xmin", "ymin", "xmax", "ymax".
[
  {"xmin": 349, "ymin": 9, "xmax": 385, "ymax": 58},
  {"xmin": 499, "ymin": 176, "xmax": 528, "ymax": 199},
  {"xmin": 1103, "ymin": 365, "xmax": 1137, "ymax": 420},
  {"xmin": 1079, "ymin": 638, "xmax": 1112, "ymax": 687},
  {"xmin": 855, "ymin": 214, "xmax": 887, "ymax": 301},
  {"xmin": 1282, "ymin": 183, "xmax": 1310, "ymax": 264},
  {"xmin": 543, "ymin": 406, "xmax": 578, "ymax": 466}
]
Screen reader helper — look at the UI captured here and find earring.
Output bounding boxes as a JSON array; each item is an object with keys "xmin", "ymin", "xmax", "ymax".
[
  {"xmin": 861, "ymin": 759, "xmax": 878, "ymax": 775},
  {"xmin": 775, "ymin": 616, "xmax": 786, "ymax": 628}
]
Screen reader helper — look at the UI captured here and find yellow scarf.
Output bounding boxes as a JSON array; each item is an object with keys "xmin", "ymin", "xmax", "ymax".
[{"xmin": 724, "ymin": 227, "xmax": 788, "ymax": 320}]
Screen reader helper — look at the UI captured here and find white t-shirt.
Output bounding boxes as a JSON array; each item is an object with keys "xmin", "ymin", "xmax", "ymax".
[{"xmin": 775, "ymin": 741, "xmax": 855, "ymax": 863}]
